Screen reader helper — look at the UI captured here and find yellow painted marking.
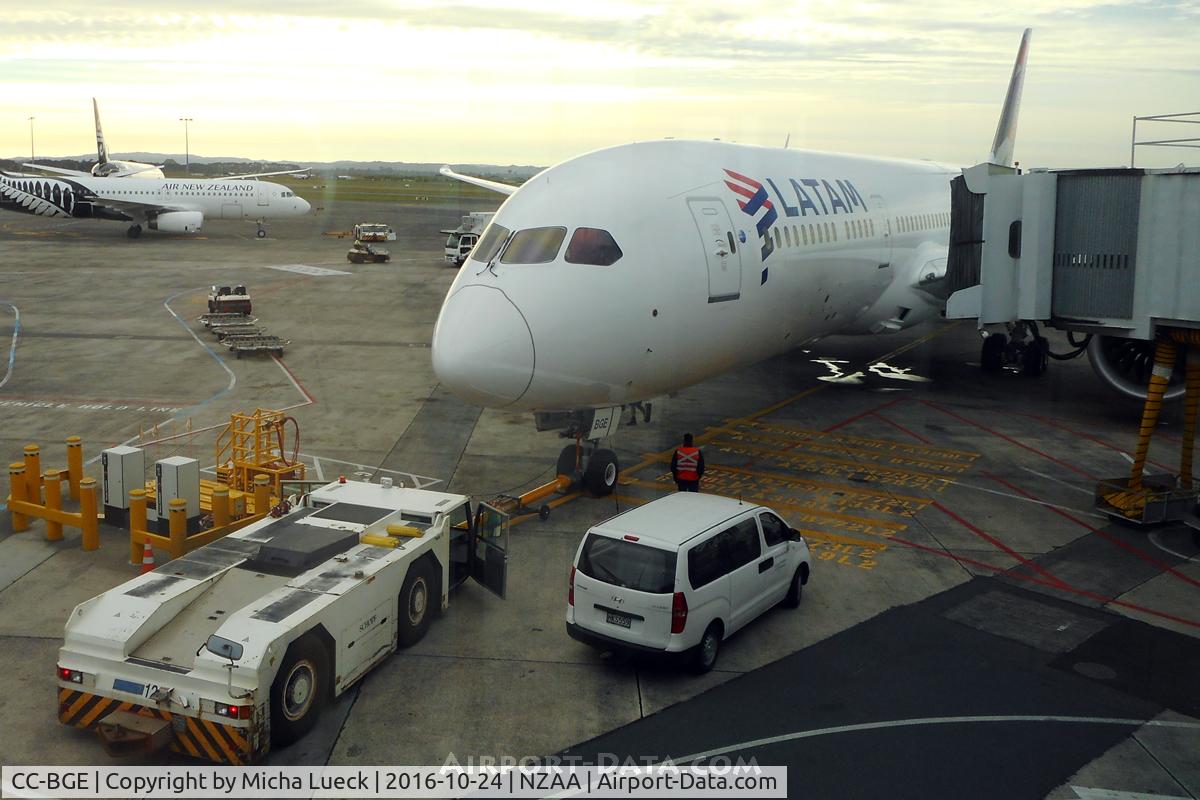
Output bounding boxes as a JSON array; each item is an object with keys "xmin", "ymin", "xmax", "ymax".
[
  {"xmin": 611, "ymin": 493, "xmax": 650, "ymax": 506},
  {"xmin": 712, "ymin": 439, "xmax": 955, "ymax": 493},
  {"xmin": 174, "ymin": 728, "xmax": 203, "ymax": 760},
  {"xmin": 78, "ymin": 697, "xmax": 118, "ymax": 728},
  {"xmin": 717, "ymin": 426, "xmax": 975, "ymax": 470},
  {"xmin": 224, "ymin": 726, "xmax": 250, "ymax": 754},
  {"xmin": 203, "ymin": 719, "xmax": 243, "ymax": 765},
  {"xmin": 736, "ymin": 420, "xmax": 980, "ymax": 461},
  {"xmin": 65, "ymin": 691, "xmax": 93, "ymax": 721},
  {"xmin": 706, "ymin": 464, "xmax": 930, "ymax": 503},
  {"xmin": 187, "ymin": 717, "xmax": 222, "ymax": 762},
  {"xmin": 799, "ymin": 529, "xmax": 890, "ymax": 549}
]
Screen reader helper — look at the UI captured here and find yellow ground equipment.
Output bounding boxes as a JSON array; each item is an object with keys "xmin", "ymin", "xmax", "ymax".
[
  {"xmin": 1097, "ymin": 330, "xmax": 1200, "ymax": 523},
  {"xmin": 214, "ymin": 408, "xmax": 305, "ymax": 499}
]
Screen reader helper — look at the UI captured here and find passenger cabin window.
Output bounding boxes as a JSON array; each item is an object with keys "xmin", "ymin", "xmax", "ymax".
[
  {"xmin": 470, "ymin": 223, "xmax": 511, "ymax": 264},
  {"xmin": 565, "ymin": 227, "xmax": 623, "ymax": 266},
  {"xmin": 720, "ymin": 519, "xmax": 762, "ymax": 571},
  {"xmin": 759, "ymin": 513, "xmax": 788, "ymax": 547},
  {"xmin": 579, "ymin": 534, "xmax": 677, "ymax": 594},
  {"xmin": 501, "ymin": 226, "xmax": 566, "ymax": 264}
]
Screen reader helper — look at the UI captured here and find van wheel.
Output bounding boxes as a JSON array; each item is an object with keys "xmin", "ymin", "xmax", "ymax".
[
  {"xmin": 270, "ymin": 634, "xmax": 328, "ymax": 746},
  {"xmin": 690, "ymin": 623, "xmax": 722, "ymax": 674},
  {"xmin": 584, "ymin": 449, "xmax": 619, "ymax": 496},
  {"xmin": 397, "ymin": 559, "xmax": 436, "ymax": 647},
  {"xmin": 783, "ymin": 567, "xmax": 804, "ymax": 608}
]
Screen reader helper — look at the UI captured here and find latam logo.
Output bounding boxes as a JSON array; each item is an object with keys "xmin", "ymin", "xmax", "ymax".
[{"xmin": 723, "ymin": 169, "xmax": 777, "ymax": 264}]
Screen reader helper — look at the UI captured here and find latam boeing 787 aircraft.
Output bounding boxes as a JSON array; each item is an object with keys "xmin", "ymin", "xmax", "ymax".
[{"xmin": 432, "ymin": 29, "xmax": 1032, "ymax": 494}]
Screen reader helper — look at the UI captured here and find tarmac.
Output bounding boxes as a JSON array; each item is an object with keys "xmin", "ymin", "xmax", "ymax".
[{"xmin": 0, "ymin": 198, "xmax": 1197, "ymax": 799}]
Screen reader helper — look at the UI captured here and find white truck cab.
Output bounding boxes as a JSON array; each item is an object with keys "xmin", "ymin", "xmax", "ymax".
[
  {"xmin": 57, "ymin": 480, "xmax": 509, "ymax": 763},
  {"xmin": 567, "ymin": 493, "xmax": 810, "ymax": 672},
  {"xmin": 442, "ymin": 212, "xmax": 495, "ymax": 266}
]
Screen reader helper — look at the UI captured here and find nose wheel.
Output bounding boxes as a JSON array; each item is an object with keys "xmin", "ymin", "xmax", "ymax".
[
  {"xmin": 256, "ymin": 224, "xmax": 267, "ymax": 239},
  {"xmin": 556, "ymin": 442, "xmax": 619, "ymax": 496}
]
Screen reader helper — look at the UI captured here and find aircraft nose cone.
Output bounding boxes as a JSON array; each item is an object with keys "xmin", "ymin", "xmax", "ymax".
[
  {"xmin": 432, "ymin": 285, "xmax": 534, "ymax": 407},
  {"xmin": 298, "ymin": 197, "xmax": 311, "ymax": 214}
]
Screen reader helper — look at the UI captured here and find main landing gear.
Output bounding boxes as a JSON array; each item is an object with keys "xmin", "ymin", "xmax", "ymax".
[
  {"xmin": 255, "ymin": 220, "xmax": 267, "ymax": 239},
  {"xmin": 126, "ymin": 224, "xmax": 142, "ymax": 239},
  {"xmin": 533, "ymin": 409, "xmax": 624, "ymax": 497},
  {"xmin": 980, "ymin": 321, "xmax": 1048, "ymax": 377}
]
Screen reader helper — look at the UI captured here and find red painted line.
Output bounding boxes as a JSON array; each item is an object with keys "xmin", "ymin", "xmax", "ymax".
[
  {"xmin": 824, "ymin": 397, "xmax": 904, "ymax": 433},
  {"xmin": 932, "ymin": 501, "xmax": 1068, "ymax": 587},
  {"xmin": 986, "ymin": 472, "xmax": 1200, "ymax": 591},
  {"xmin": 271, "ymin": 355, "xmax": 317, "ymax": 407},
  {"xmin": 889, "ymin": 534, "xmax": 1200, "ymax": 629},
  {"xmin": 921, "ymin": 400, "xmax": 1098, "ymax": 480},
  {"xmin": 872, "ymin": 412, "xmax": 932, "ymax": 444},
  {"xmin": 1018, "ymin": 412, "xmax": 1173, "ymax": 473}
]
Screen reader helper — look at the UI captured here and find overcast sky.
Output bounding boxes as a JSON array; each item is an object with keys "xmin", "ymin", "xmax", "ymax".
[{"xmin": 1, "ymin": 1, "xmax": 1196, "ymax": 168}]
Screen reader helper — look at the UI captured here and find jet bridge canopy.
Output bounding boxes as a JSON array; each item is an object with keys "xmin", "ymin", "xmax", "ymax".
[{"xmin": 946, "ymin": 163, "xmax": 1200, "ymax": 340}]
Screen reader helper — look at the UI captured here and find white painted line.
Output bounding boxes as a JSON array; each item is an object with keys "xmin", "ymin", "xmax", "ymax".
[
  {"xmin": 1073, "ymin": 787, "xmax": 1190, "ymax": 800},
  {"xmin": 953, "ymin": 479, "xmax": 1110, "ymax": 520},
  {"xmin": 267, "ymin": 264, "xmax": 351, "ymax": 277},
  {"xmin": 0, "ymin": 301, "xmax": 19, "ymax": 389},
  {"xmin": 1149, "ymin": 531, "xmax": 1199, "ymax": 563},
  {"xmin": 1021, "ymin": 466, "xmax": 1093, "ymax": 496},
  {"xmin": 1119, "ymin": 452, "xmax": 1151, "ymax": 477}
]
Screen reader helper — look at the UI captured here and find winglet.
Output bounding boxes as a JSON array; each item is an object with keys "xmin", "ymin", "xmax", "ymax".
[
  {"xmin": 439, "ymin": 165, "xmax": 519, "ymax": 196},
  {"xmin": 93, "ymin": 97, "xmax": 109, "ymax": 166},
  {"xmin": 987, "ymin": 28, "xmax": 1032, "ymax": 167}
]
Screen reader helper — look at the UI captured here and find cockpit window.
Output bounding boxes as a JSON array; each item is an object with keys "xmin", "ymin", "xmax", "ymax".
[
  {"xmin": 500, "ymin": 226, "xmax": 566, "ymax": 265},
  {"xmin": 471, "ymin": 223, "xmax": 511, "ymax": 264},
  {"xmin": 565, "ymin": 227, "xmax": 623, "ymax": 266}
]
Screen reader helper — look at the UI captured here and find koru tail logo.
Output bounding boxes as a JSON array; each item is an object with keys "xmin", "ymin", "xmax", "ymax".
[{"xmin": 723, "ymin": 168, "xmax": 776, "ymax": 263}]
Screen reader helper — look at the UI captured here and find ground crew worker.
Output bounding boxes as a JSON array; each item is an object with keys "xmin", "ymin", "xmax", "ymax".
[{"xmin": 671, "ymin": 433, "xmax": 704, "ymax": 492}]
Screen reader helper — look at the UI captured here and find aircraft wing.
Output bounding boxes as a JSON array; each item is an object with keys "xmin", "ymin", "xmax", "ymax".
[
  {"xmin": 224, "ymin": 168, "xmax": 309, "ymax": 180},
  {"xmin": 439, "ymin": 165, "xmax": 519, "ymax": 196},
  {"xmin": 23, "ymin": 164, "xmax": 91, "ymax": 177}
]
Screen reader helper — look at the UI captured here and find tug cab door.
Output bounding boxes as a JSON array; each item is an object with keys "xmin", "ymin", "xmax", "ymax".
[
  {"xmin": 471, "ymin": 503, "xmax": 509, "ymax": 598},
  {"xmin": 448, "ymin": 502, "xmax": 509, "ymax": 598}
]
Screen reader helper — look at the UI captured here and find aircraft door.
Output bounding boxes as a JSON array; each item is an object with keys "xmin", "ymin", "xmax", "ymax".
[
  {"xmin": 471, "ymin": 502, "xmax": 509, "ymax": 598},
  {"xmin": 256, "ymin": 182, "xmax": 269, "ymax": 207},
  {"xmin": 687, "ymin": 198, "xmax": 742, "ymax": 302},
  {"xmin": 871, "ymin": 194, "xmax": 893, "ymax": 269}
]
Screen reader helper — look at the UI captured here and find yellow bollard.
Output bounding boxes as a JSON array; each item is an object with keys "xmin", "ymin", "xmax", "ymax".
[
  {"xmin": 43, "ymin": 471, "xmax": 63, "ymax": 542},
  {"xmin": 23, "ymin": 444, "xmax": 42, "ymax": 503},
  {"xmin": 253, "ymin": 474, "xmax": 270, "ymax": 516},
  {"xmin": 8, "ymin": 463, "xmax": 29, "ymax": 533},
  {"xmin": 79, "ymin": 478, "xmax": 98, "ymax": 551},
  {"xmin": 168, "ymin": 498, "xmax": 187, "ymax": 560},
  {"xmin": 212, "ymin": 485, "xmax": 231, "ymax": 528},
  {"xmin": 128, "ymin": 489, "xmax": 148, "ymax": 565},
  {"xmin": 65, "ymin": 436, "xmax": 83, "ymax": 501}
]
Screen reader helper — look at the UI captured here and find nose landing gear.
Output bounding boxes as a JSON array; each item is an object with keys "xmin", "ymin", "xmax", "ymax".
[
  {"xmin": 556, "ymin": 441, "xmax": 620, "ymax": 496},
  {"xmin": 980, "ymin": 322, "xmax": 1048, "ymax": 377}
]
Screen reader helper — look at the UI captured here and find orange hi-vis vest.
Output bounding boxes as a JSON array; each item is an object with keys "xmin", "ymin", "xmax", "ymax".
[{"xmin": 675, "ymin": 447, "xmax": 701, "ymax": 481}]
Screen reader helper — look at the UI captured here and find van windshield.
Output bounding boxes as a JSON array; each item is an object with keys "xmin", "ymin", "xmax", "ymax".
[{"xmin": 578, "ymin": 534, "xmax": 676, "ymax": 594}]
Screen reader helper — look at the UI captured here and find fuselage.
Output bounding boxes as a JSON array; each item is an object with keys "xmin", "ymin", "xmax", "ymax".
[
  {"xmin": 432, "ymin": 139, "xmax": 957, "ymax": 412},
  {"xmin": 0, "ymin": 172, "xmax": 309, "ymax": 226}
]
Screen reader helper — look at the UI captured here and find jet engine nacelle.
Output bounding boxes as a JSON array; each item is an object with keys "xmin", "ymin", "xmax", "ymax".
[
  {"xmin": 1087, "ymin": 334, "xmax": 1185, "ymax": 402},
  {"xmin": 150, "ymin": 211, "xmax": 203, "ymax": 233}
]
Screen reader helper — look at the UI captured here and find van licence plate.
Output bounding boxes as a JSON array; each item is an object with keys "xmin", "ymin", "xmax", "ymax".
[{"xmin": 606, "ymin": 611, "xmax": 632, "ymax": 628}]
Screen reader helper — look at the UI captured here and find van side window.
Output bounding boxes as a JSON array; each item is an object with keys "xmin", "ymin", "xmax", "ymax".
[
  {"xmin": 688, "ymin": 536, "xmax": 724, "ymax": 589},
  {"xmin": 719, "ymin": 519, "xmax": 761, "ymax": 570},
  {"xmin": 759, "ymin": 513, "xmax": 788, "ymax": 547}
]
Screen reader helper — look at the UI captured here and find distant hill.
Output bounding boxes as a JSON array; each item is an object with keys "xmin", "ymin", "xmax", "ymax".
[{"xmin": 1, "ymin": 153, "xmax": 543, "ymax": 180}]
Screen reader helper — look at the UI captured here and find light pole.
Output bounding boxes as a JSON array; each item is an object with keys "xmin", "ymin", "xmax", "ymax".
[
  {"xmin": 28, "ymin": 116, "xmax": 35, "ymax": 163},
  {"xmin": 179, "ymin": 117, "xmax": 193, "ymax": 173}
]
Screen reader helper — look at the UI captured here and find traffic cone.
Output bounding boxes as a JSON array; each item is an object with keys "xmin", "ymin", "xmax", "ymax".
[{"xmin": 140, "ymin": 541, "xmax": 156, "ymax": 574}]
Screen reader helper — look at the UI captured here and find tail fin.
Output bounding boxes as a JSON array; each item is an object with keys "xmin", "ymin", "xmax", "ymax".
[
  {"xmin": 93, "ymin": 98, "xmax": 108, "ymax": 165},
  {"xmin": 987, "ymin": 28, "xmax": 1032, "ymax": 167}
]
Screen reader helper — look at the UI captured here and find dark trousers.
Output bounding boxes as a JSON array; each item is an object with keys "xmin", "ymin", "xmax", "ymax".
[{"xmin": 675, "ymin": 479, "xmax": 699, "ymax": 492}]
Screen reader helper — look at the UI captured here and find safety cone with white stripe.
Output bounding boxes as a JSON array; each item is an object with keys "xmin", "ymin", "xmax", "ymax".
[{"xmin": 140, "ymin": 541, "xmax": 155, "ymax": 574}]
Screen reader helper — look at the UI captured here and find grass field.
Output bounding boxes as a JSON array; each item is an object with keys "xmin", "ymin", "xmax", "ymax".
[{"xmin": 275, "ymin": 174, "xmax": 518, "ymax": 206}]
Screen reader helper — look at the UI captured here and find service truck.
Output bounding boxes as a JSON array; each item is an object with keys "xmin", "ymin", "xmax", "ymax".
[
  {"xmin": 206, "ymin": 285, "xmax": 251, "ymax": 315},
  {"xmin": 353, "ymin": 223, "xmax": 396, "ymax": 242},
  {"xmin": 57, "ymin": 479, "xmax": 509, "ymax": 764},
  {"xmin": 442, "ymin": 212, "xmax": 495, "ymax": 267}
]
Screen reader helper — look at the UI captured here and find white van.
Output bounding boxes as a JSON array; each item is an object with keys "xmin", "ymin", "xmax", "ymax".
[{"xmin": 566, "ymin": 493, "xmax": 811, "ymax": 672}]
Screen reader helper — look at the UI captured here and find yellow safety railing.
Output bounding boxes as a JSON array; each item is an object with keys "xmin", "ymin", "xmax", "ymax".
[{"xmin": 6, "ymin": 436, "xmax": 99, "ymax": 549}]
